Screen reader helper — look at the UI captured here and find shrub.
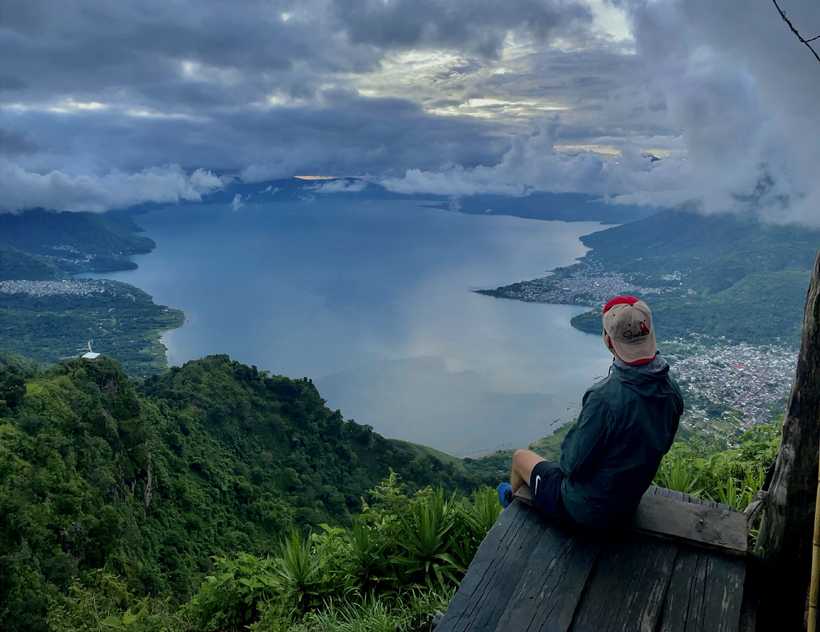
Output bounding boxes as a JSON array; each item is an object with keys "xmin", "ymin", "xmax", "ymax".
[
  {"xmin": 185, "ymin": 553, "xmax": 279, "ymax": 632},
  {"xmin": 654, "ymin": 421, "xmax": 780, "ymax": 511}
]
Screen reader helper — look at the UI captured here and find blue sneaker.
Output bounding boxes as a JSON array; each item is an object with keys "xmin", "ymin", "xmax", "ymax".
[{"xmin": 497, "ymin": 482, "xmax": 513, "ymax": 508}]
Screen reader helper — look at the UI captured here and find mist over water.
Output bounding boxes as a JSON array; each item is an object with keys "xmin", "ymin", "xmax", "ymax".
[{"xmin": 104, "ymin": 198, "xmax": 612, "ymax": 455}]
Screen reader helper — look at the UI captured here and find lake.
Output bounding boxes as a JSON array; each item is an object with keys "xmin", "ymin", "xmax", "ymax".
[{"xmin": 104, "ymin": 197, "xmax": 613, "ymax": 456}]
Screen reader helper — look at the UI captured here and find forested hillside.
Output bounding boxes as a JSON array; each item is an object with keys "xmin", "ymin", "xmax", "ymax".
[
  {"xmin": 0, "ymin": 209, "xmax": 184, "ymax": 375},
  {"xmin": 0, "ymin": 209, "xmax": 154, "ymax": 275},
  {"xmin": 571, "ymin": 210, "xmax": 820, "ymax": 344},
  {"xmin": 0, "ymin": 355, "xmax": 494, "ymax": 631},
  {"xmin": 483, "ymin": 210, "xmax": 819, "ymax": 346}
]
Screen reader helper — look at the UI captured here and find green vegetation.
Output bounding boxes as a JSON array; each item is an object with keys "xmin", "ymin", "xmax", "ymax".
[
  {"xmin": 0, "ymin": 355, "xmax": 496, "ymax": 631},
  {"xmin": 43, "ymin": 476, "xmax": 497, "ymax": 632},
  {"xmin": 653, "ymin": 420, "xmax": 780, "ymax": 511},
  {"xmin": 0, "ymin": 209, "xmax": 153, "ymax": 275},
  {"xmin": 0, "ymin": 247, "xmax": 59, "ymax": 281},
  {"xmin": 0, "ymin": 209, "xmax": 184, "ymax": 375},
  {"xmin": 571, "ymin": 210, "xmax": 820, "ymax": 345},
  {"xmin": 0, "ymin": 281, "xmax": 184, "ymax": 376},
  {"xmin": 0, "ymin": 206, "xmax": 793, "ymax": 630},
  {"xmin": 0, "ymin": 352, "xmax": 782, "ymax": 630}
]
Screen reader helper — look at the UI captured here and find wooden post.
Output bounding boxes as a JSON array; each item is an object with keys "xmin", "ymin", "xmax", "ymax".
[
  {"xmin": 755, "ymin": 252, "xmax": 820, "ymax": 631},
  {"xmin": 809, "ymin": 451, "xmax": 820, "ymax": 632}
]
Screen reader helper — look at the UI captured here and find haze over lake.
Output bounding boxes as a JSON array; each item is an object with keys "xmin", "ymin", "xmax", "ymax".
[{"xmin": 104, "ymin": 198, "xmax": 612, "ymax": 455}]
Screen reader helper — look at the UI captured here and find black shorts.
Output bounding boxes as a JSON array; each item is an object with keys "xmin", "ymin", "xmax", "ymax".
[{"xmin": 529, "ymin": 461, "xmax": 571, "ymax": 524}]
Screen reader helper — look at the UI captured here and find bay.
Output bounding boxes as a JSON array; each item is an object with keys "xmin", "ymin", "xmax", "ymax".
[{"xmin": 102, "ymin": 197, "xmax": 613, "ymax": 456}]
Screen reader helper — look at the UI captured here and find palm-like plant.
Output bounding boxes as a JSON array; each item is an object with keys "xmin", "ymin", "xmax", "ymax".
[
  {"xmin": 463, "ymin": 487, "xmax": 501, "ymax": 538},
  {"xmin": 395, "ymin": 489, "xmax": 463, "ymax": 589},
  {"xmin": 347, "ymin": 520, "xmax": 390, "ymax": 592},
  {"xmin": 275, "ymin": 530, "xmax": 327, "ymax": 614}
]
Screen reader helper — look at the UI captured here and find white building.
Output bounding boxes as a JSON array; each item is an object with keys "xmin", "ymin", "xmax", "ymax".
[{"xmin": 81, "ymin": 341, "xmax": 101, "ymax": 361}]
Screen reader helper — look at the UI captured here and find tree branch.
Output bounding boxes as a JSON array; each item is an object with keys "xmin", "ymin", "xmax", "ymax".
[{"xmin": 772, "ymin": 0, "xmax": 820, "ymax": 63}]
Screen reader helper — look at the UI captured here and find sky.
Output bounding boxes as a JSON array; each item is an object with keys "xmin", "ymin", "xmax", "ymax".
[{"xmin": 1, "ymin": 0, "xmax": 819, "ymax": 225}]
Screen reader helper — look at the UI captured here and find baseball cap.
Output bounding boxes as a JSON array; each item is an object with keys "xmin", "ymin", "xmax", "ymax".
[{"xmin": 602, "ymin": 295, "xmax": 657, "ymax": 365}]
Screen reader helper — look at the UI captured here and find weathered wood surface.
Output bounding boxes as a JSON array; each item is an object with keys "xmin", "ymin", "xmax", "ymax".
[
  {"xmin": 437, "ymin": 496, "xmax": 747, "ymax": 631},
  {"xmin": 755, "ymin": 251, "xmax": 820, "ymax": 631},
  {"xmin": 659, "ymin": 549, "xmax": 746, "ymax": 632},
  {"xmin": 514, "ymin": 484, "xmax": 747, "ymax": 555}
]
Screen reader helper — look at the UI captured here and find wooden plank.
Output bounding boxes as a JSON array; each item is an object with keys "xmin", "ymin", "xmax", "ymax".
[
  {"xmin": 634, "ymin": 491, "xmax": 747, "ymax": 556},
  {"xmin": 645, "ymin": 485, "xmax": 726, "ymax": 510},
  {"xmin": 436, "ymin": 502, "xmax": 549, "ymax": 632},
  {"xmin": 659, "ymin": 547, "xmax": 745, "ymax": 632},
  {"xmin": 698, "ymin": 555, "xmax": 745, "ymax": 632},
  {"xmin": 440, "ymin": 501, "xmax": 529, "ymax": 627},
  {"xmin": 515, "ymin": 485, "xmax": 747, "ymax": 556},
  {"xmin": 493, "ymin": 525, "xmax": 602, "ymax": 632},
  {"xmin": 658, "ymin": 548, "xmax": 709, "ymax": 632},
  {"xmin": 570, "ymin": 534, "xmax": 679, "ymax": 631},
  {"xmin": 514, "ymin": 484, "xmax": 535, "ymax": 504}
]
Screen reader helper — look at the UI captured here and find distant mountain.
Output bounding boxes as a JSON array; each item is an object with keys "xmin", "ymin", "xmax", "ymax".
[
  {"xmin": 580, "ymin": 209, "xmax": 819, "ymax": 292},
  {"xmin": 441, "ymin": 191, "xmax": 660, "ymax": 223},
  {"xmin": 574, "ymin": 210, "xmax": 819, "ymax": 343},
  {"xmin": 202, "ymin": 176, "xmax": 661, "ymax": 224},
  {"xmin": 483, "ymin": 209, "xmax": 819, "ymax": 346},
  {"xmin": 0, "ymin": 247, "xmax": 59, "ymax": 281},
  {"xmin": 0, "ymin": 209, "xmax": 154, "ymax": 275}
]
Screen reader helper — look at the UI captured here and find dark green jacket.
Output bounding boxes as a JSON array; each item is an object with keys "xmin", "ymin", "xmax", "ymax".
[{"xmin": 559, "ymin": 356, "xmax": 683, "ymax": 527}]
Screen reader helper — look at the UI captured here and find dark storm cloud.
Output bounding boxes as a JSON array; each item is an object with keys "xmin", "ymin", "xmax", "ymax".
[
  {"xmin": 0, "ymin": 0, "xmax": 591, "ymax": 109},
  {"xmin": 3, "ymin": 0, "xmax": 818, "ymax": 225},
  {"xmin": 0, "ymin": 128, "xmax": 36, "ymax": 155},
  {"xmin": 0, "ymin": 0, "xmax": 598, "ymax": 211},
  {"xmin": 0, "ymin": 0, "xmax": 350, "ymax": 108},
  {"xmin": 332, "ymin": 0, "xmax": 592, "ymax": 58},
  {"xmin": 0, "ymin": 91, "xmax": 506, "ymax": 176}
]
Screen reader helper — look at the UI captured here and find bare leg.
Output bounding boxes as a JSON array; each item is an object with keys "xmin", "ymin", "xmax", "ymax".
[{"xmin": 510, "ymin": 449, "xmax": 546, "ymax": 493}]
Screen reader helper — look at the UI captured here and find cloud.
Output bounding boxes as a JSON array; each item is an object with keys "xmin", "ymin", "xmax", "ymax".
[
  {"xmin": 0, "ymin": 0, "xmax": 818, "ymax": 225},
  {"xmin": 0, "ymin": 162, "xmax": 223, "ymax": 213},
  {"xmin": 0, "ymin": 128, "xmax": 36, "ymax": 155},
  {"xmin": 385, "ymin": 1, "xmax": 820, "ymax": 227},
  {"xmin": 381, "ymin": 121, "xmax": 660, "ymax": 197},
  {"xmin": 332, "ymin": 0, "xmax": 592, "ymax": 58},
  {"xmin": 231, "ymin": 193, "xmax": 244, "ymax": 211},
  {"xmin": 312, "ymin": 178, "xmax": 368, "ymax": 193},
  {"xmin": 616, "ymin": 0, "xmax": 820, "ymax": 225}
]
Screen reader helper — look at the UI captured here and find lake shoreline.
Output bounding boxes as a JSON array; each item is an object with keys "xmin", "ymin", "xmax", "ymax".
[{"xmin": 98, "ymin": 201, "xmax": 613, "ymax": 455}]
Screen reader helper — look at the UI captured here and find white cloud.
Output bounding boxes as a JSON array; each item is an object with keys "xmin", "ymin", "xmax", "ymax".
[
  {"xmin": 2, "ymin": 0, "xmax": 819, "ymax": 226},
  {"xmin": 381, "ymin": 122, "xmax": 624, "ymax": 196},
  {"xmin": 312, "ymin": 179, "xmax": 367, "ymax": 193},
  {"xmin": 231, "ymin": 193, "xmax": 244, "ymax": 211},
  {"xmin": 383, "ymin": 0, "xmax": 820, "ymax": 227},
  {"xmin": 0, "ymin": 162, "xmax": 223, "ymax": 213}
]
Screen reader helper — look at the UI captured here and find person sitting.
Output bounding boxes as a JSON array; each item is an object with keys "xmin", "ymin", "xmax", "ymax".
[{"xmin": 498, "ymin": 295, "xmax": 684, "ymax": 529}]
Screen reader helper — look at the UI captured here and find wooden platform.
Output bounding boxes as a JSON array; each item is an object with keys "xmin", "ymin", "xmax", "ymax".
[{"xmin": 436, "ymin": 488, "xmax": 748, "ymax": 632}]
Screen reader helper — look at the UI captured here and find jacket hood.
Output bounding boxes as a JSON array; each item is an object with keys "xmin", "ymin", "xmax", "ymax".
[{"xmin": 611, "ymin": 355, "xmax": 674, "ymax": 396}]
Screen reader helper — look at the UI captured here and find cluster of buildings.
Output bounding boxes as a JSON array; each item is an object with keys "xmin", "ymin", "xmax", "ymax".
[
  {"xmin": 0, "ymin": 279, "xmax": 112, "ymax": 298},
  {"xmin": 481, "ymin": 261, "xmax": 673, "ymax": 306},
  {"xmin": 483, "ymin": 260, "xmax": 794, "ymax": 437},
  {"xmin": 666, "ymin": 337, "xmax": 796, "ymax": 430}
]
